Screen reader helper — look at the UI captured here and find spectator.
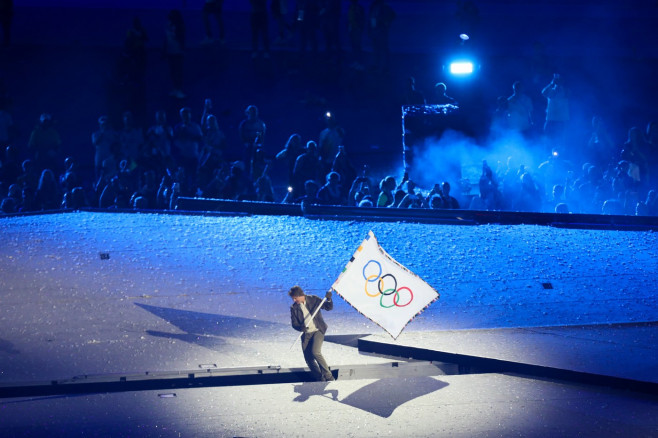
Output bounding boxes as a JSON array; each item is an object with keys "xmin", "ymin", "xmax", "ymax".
[
  {"xmin": 17, "ymin": 159, "xmax": 39, "ymax": 192},
  {"xmin": 433, "ymin": 82, "xmax": 457, "ymax": 106},
  {"xmin": 155, "ymin": 173, "xmax": 173, "ymax": 208},
  {"xmin": 28, "ymin": 113, "xmax": 62, "ymax": 173},
  {"xmin": 92, "ymin": 115, "xmax": 119, "ymax": 179},
  {"xmin": 348, "ymin": 174, "xmax": 372, "ymax": 207},
  {"xmin": 543, "ymin": 184, "xmax": 566, "ymax": 213},
  {"xmin": 541, "ymin": 73, "xmax": 570, "ymax": 151},
  {"xmin": 318, "ymin": 111, "xmax": 345, "ymax": 174},
  {"xmin": 555, "ymin": 202, "xmax": 570, "ymax": 214},
  {"xmin": 477, "ymin": 160, "xmax": 502, "ymax": 210},
  {"xmin": 611, "ymin": 160, "xmax": 636, "ymax": 198},
  {"xmin": 572, "ymin": 164, "xmax": 607, "ymax": 214},
  {"xmin": 1, "ymin": 194, "xmax": 16, "ymax": 213},
  {"xmin": 173, "ymin": 107, "xmax": 203, "ymax": 185},
  {"xmin": 99, "ymin": 175, "xmax": 127, "ymax": 209},
  {"xmin": 500, "ymin": 159, "xmax": 527, "ymax": 211},
  {"xmin": 515, "ymin": 172, "xmax": 542, "ymax": 212},
  {"xmin": 35, "ymin": 168, "xmax": 61, "ymax": 210},
  {"xmin": 169, "ymin": 181, "xmax": 181, "ymax": 209},
  {"xmin": 358, "ymin": 197, "xmax": 374, "ymax": 207},
  {"xmin": 61, "ymin": 186, "xmax": 88, "ymax": 210},
  {"xmin": 117, "ymin": 159, "xmax": 138, "ymax": 195},
  {"xmin": 221, "ymin": 161, "xmax": 254, "ymax": 200},
  {"xmin": 239, "ymin": 105, "xmax": 266, "ymax": 176},
  {"xmin": 145, "ymin": 110, "xmax": 174, "ymax": 173},
  {"xmin": 0, "ymin": 145, "xmax": 20, "ymax": 187},
  {"xmin": 132, "ymin": 195, "xmax": 148, "ymax": 209},
  {"xmin": 201, "ymin": 114, "xmax": 227, "ymax": 163},
  {"xmin": 635, "ymin": 190, "xmax": 657, "ymax": 216},
  {"xmin": 397, "ymin": 180, "xmax": 424, "ymax": 208},
  {"xmin": 586, "ymin": 116, "xmax": 615, "ymax": 171},
  {"xmin": 376, "ymin": 175, "xmax": 396, "ymax": 207},
  {"xmin": 251, "ymin": 147, "xmax": 268, "ymax": 182},
  {"xmin": 199, "ymin": 166, "xmax": 226, "ymax": 200},
  {"xmin": 59, "ymin": 156, "xmax": 80, "ymax": 193},
  {"xmin": 198, "ymin": 115, "xmax": 227, "ymax": 189},
  {"xmin": 404, "ymin": 76, "xmax": 426, "ymax": 105},
  {"xmin": 94, "ymin": 157, "xmax": 119, "ymax": 204},
  {"xmin": 507, "ymin": 81, "xmax": 533, "ymax": 134},
  {"xmin": 276, "ymin": 133, "xmax": 305, "ymax": 188},
  {"xmin": 118, "ymin": 110, "xmax": 144, "ymax": 169},
  {"xmin": 292, "ymin": 140, "xmax": 322, "ymax": 195},
  {"xmin": 255, "ymin": 163, "xmax": 275, "ymax": 202},
  {"xmin": 317, "ymin": 171, "xmax": 345, "ymax": 205},
  {"xmin": 602, "ymin": 198, "xmax": 623, "ymax": 215},
  {"xmin": 537, "ymin": 148, "xmax": 573, "ymax": 197},
  {"xmin": 438, "ymin": 181, "xmax": 460, "ymax": 209},
  {"xmin": 285, "ymin": 179, "xmax": 321, "ymax": 206},
  {"xmin": 135, "ymin": 169, "xmax": 158, "ymax": 207},
  {"xmin": 4, "ymin": 182, "xmax": 21, "ymax": 210},
  {"xmin": 620, "ymin": 127, "xmax": 649, "ymax": 189},
  {"xmin": 331, "ymin": 145, "xmax": 357, "ymax": 198}
]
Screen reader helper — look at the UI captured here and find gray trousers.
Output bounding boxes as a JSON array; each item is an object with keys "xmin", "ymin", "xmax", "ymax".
[{"xmin": 302, "ymin": 330, "xmax": 332, "ymax": 380}]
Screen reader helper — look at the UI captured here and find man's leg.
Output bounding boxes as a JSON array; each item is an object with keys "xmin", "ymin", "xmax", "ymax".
[
  {"xmin": 309, "ymin": 331, "xmax": 334, "ymax": 381},
  {"xmin": 301, "ymin": 332, "xmax": 322, "ymax": 380}
]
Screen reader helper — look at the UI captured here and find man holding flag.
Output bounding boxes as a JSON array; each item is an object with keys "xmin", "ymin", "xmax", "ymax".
[{"xmin": 289, "ymin": 286, "xmax": 335, "ymax": 381}]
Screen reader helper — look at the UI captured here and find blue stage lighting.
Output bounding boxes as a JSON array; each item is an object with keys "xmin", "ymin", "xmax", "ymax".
[{"xmin": 449, "ymin": 61, "xmax": 474, "ymax": 75}]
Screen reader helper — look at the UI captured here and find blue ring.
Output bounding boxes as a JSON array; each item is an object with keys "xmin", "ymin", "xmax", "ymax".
[{"xmin": 362, "ymin": 260, "xmax": 382, "ymax": 282}]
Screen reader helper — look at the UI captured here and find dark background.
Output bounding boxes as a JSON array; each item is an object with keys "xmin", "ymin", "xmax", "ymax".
[{"xmin": 2, "ymin": 0, "xmax": 657, "ymax": 185}]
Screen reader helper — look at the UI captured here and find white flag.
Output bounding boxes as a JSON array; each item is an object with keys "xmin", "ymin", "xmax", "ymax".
[{"xmin": 331, "ymin": 231, "xmax": 439, "ymax": 339}]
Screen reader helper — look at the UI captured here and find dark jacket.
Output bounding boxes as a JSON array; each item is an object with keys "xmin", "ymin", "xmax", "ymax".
[{"xmin": 290, "ymin": 294, "xmax": 333, "ymax": 334}]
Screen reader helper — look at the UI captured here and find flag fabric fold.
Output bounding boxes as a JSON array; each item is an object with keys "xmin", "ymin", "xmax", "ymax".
[{"xmin": 331, "ymin": 231, "xmax": 440, "ymax": 339}]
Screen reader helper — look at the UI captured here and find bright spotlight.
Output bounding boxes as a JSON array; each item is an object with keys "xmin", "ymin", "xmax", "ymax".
[
  {"xmin": 449, "ymin": 61, "xmax": 474, "ymax": 75},
  {"xmin": 459, "ymin": 33, "xmax": 470, "ymax": 41}
]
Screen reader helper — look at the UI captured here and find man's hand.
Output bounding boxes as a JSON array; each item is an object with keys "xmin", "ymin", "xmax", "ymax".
[{"xmin": 325, "ymin": 291, "xmax": 332, "ymax": 300}]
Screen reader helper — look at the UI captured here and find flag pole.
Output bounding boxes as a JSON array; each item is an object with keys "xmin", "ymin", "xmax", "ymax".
[{"xmin": 289, "ymin": 296, "xmax": 327, "ymax": 351}]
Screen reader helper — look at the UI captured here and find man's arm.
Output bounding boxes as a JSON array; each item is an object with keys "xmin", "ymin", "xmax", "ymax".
[
  {"xmin": 322, "ymin": 291, "xmax": 333, "ymax": 311},
  {"xmin": 290, "ymin": 305, "xmax": 304, "ymax": 332}
]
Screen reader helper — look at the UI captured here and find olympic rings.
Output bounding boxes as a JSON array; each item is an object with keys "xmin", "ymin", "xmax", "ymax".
[
  {"xmin": 394, "ymin": 286, "xmax": 413, "ymax": 307},
  {"xmin": 378, "ymin": 274, "xmax": 397, "ymax": 296},
  {"xmin": 364, "ymin": 274, "xmax": 381, "ymax": 297},
  {"xmin": 361, "ymin": 259, "xmax": 413, "ymax": 308},
  {"xmin": 363, "ymin": 260, "xmax": 382, "ymax": 282}
]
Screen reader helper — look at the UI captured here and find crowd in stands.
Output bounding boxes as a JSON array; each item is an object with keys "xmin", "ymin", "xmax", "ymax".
[
  {"xmin": 0, "ymin": 1, "xmax": 657, "ymax": 217},
  {"xmin": 1, "ymin": 92, "xmax": 657, "ymax": 217}
]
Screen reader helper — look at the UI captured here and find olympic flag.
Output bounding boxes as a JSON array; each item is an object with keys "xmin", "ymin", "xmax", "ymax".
[{"xmin": 331, "ymin": 231, "xmax": 440, "ymax": 339}]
